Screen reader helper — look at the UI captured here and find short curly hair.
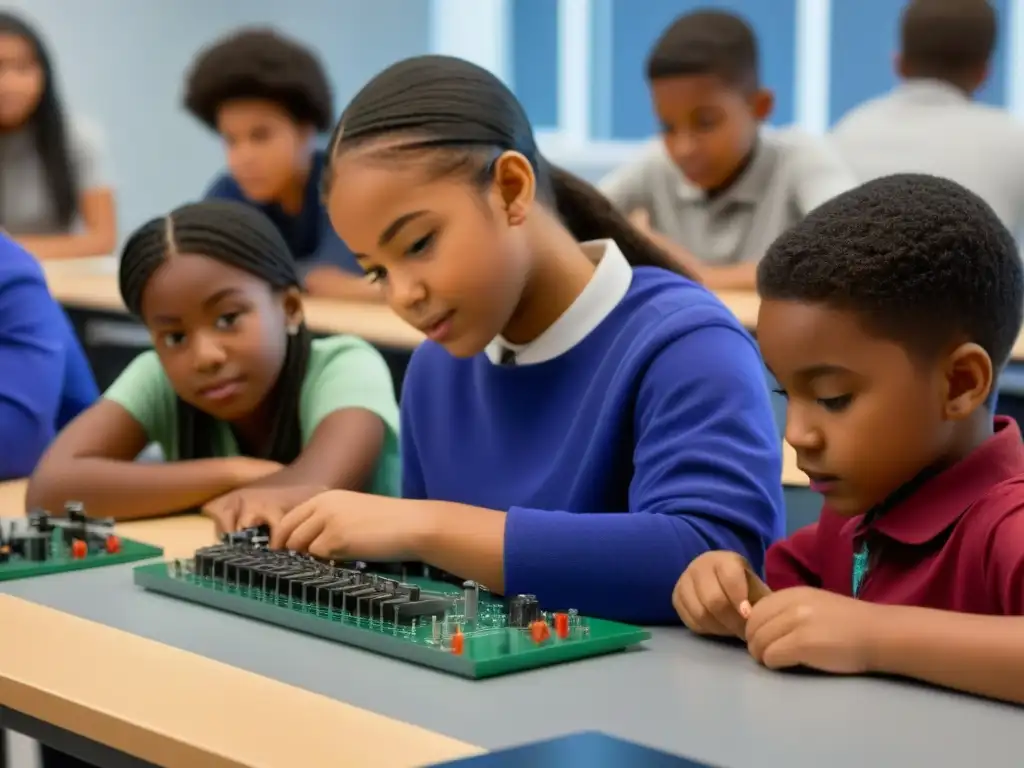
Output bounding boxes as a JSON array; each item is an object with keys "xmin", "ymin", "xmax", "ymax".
[
  {"xmin": 183, "ymin": 28, "xmax": 333, "ymax": 132},
  {"xmin": 757, "ymin": 173, "xmax": 1023, "ymax": 370}
]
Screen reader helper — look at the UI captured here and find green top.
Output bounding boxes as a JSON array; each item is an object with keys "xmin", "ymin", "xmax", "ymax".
[{"xmin": 103, "ymin": 335, "xmax": 401, "ymax": 497}]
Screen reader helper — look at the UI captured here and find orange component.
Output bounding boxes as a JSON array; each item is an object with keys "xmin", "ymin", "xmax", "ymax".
[
  {"xmin": 554, "ymin": 612, "xmax": 570, "ymax": 639},
  {"xmin": 530, "ymin": 620, "xmax": 551, "ymax": 643},
  {"xmin": 105, "ymin": 535, "xmax": 121, "ymax": 554},
  {"xmin": 71, "ymin": 539, "xmax": 87, "ymax": 559},
  {"xmin": 451, "ymin": 630, "xmax": 465, "ymax": 655}
]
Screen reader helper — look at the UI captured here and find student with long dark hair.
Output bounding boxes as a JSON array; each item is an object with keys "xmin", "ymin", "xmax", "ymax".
[
  {"xmin": 27, "ymin": 199, "xmax": 400, "ymax": 527},
  {"xmin": 0, "ymin": 13, "xmax": 116, "ymax": 259},
  {"xmin": 270, "ymin": 55, "xmax": 784, "ymax": 624}
]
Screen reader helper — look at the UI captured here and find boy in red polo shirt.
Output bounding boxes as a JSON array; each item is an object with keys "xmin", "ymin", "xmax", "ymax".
[{"xmin": 674, "ymin": 173, "xmax": 1024, "ymax": 705}]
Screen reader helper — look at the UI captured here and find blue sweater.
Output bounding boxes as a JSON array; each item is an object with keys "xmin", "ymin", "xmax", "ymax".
[
  {"xmin": 0, "ymin": 236, "xmax": 98, "ymax": 479},
  {"xmin": 400, "ymin": 267, "xmax": 785, "ymax": 623},
  {"xmin": 204, "ymin": 150, "xmax": 361, "ymax": 275}
]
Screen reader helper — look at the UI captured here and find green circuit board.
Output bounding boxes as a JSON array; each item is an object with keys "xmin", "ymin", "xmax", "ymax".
[
  {"xmin": 1, "ymin": 514, "xmax": 164, "ymax": 582},
  {"xmin": 133, "ymin": 537, "xmax": 650, "ymax": 679}
]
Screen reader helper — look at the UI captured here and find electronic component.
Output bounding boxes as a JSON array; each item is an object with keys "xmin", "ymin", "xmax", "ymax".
[
  {"xmin": 0, "ymin": 506, "xmax": 163, "ymax": 582},
  {"xmin": 133, "ymin": 526, "xmax": 651, "ymax": 679}
]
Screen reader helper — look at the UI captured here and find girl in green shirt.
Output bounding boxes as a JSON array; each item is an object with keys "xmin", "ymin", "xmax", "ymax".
[{"xmin": 27, "ymin": 199, "xmax": 400, "ymax": 528}]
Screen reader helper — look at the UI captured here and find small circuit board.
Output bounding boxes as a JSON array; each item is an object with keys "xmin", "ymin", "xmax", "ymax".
[
  {"xmin": 133, "ymin": 526, "xmax": 650, "ymax": 678},
  {"xmin": 0, "ymin": 504, "xmax": 164, "ymax": 582}
]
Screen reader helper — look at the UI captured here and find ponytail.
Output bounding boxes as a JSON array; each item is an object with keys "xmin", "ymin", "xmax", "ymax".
[{"xmin": 546, "ymin": 163, "xmax": 699, "ymax": 280}]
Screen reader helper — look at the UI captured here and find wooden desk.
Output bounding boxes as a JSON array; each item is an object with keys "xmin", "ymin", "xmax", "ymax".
[
  {"xmin": 42, "ymin": 257, "xmax": 424, "ymax": 351},
  {"xmin": 0, "ymin": 595, "xmax": 481, "ymax": 768}
]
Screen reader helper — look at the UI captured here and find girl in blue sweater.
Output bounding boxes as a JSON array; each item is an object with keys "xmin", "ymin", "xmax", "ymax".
[{"xmin": 271, "ymin": 55, "xmax": 784, "ymax": 623}]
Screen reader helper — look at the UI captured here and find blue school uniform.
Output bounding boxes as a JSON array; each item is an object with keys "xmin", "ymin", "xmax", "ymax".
[
  {"xmin": 204, "ymin": 150, "xmax": 360, "ymax": 275},
  {"xmin": 0, "ymin": 235, "xmax": 98, "ymax": 478},
  {"xmin": 400, "ymin": 240, "xmax": 785, "ymax": 623}
]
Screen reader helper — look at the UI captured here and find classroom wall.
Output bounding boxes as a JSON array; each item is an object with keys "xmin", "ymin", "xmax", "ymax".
[{"xmin": 7, "ymin": 0, "xmax": 431, "ymax": 242}]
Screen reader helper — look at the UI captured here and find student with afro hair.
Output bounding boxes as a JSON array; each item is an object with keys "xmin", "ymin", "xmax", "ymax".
[
  {"xmin": 183, "ymin": 28, "xmax": 380, "ymax": 302},
  {"xmin": 675, "ymin": 173, "xmax": 1024, "ymax": 705}
]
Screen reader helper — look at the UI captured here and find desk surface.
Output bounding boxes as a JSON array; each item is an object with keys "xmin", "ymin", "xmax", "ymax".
[
  {"xmin": 3, "ymin": 564, "xmax": 1019, "ymax": 768},
  {"xmin": 0, "ymin": 594, "xmax": 479, "ymax": 768}
]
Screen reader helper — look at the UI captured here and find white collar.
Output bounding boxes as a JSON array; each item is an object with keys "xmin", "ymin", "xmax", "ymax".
[{"xmin": 485, "ymin": 239, "xmax": 633, "ymax": 366}]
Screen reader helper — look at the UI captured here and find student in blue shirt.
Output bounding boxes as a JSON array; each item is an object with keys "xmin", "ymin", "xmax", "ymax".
[
  {"xmin": 269, "ymin": 55, "xmax": 785, "ymax": 624},
  {"xmin": 182, "ymin": 28, "xmax": 380, "ymax": 302},
  {"xmin": 0, "ymin": 233, "xmax": 97, "ymax": 479}
]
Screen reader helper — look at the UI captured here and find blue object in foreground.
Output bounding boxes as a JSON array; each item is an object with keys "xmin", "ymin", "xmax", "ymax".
[{"xmin": 426, "ymin": 731, "xmax": 718, "ymax": 767}]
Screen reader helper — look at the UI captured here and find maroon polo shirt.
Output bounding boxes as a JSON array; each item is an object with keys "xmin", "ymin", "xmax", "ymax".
[{"xmin": 766, "ymin": 416, "xmax": 1024, "ymax": 615}]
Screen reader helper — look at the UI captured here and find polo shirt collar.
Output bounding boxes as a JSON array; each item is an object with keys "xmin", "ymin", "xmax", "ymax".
[
  {"xmin": 675, "ymin": 134, "xmax": 777, "ymax": 205},
  {"xmin": 484, "ymin": 239, "xmax": 632, "ymax": 365},
  {"xmin": 850, "ymin": 417, "xmax": 1024, "ymax": 546}
]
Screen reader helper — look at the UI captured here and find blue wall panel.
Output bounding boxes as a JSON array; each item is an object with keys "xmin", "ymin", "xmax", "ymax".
[
  {"xmin": 602, "ymin": 0, "xmax": 797, "ymax": 141},
  {"xmin": 829, "ymin": 0, "xmax": 1009, "ymax": 125},
  {"xmin": 510, "ymin": 0, "xmax": 560, "ymax": 129}
]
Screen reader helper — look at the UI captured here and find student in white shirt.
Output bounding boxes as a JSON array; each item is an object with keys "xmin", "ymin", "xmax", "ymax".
[{"xmin": 830, "ymin": 0, "xmax": 1024, "ymax": 239}]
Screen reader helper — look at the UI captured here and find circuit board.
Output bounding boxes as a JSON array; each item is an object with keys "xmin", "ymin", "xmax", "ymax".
[
  {"xmin": 0, "ymin": 505, "xmax": 164, "ymax": 582},
  {"xmin": 133, "ymin": 527, "xmax": 651, "ymax": 679}
]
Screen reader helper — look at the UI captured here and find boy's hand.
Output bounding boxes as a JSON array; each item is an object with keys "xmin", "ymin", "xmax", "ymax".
[
  {"xmin": 673, "ymin": 551, "xmax": 772, "ymax": 638},
  {"xmin": 745, "ymin": 587, "xmax": 879, "ymax": 674}
]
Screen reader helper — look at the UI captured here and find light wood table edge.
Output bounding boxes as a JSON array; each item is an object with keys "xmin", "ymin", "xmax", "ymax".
[{"xmin": 0, "ymin": 595, "xmax": 482, "ymax": 768}]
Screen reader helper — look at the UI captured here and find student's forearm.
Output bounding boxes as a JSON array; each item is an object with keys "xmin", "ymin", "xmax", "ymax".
[
  {"xmin": 27, "ymin": 458, "xmax": 250, "ymax": 521},
  {"xmin": 414, "ymin": 502, "xmax": 508, "ymax": 594},
  {"xmin": 303, "ymin": 266, "xmax": 383, "ymax": 302},
  {"xmin": 866, "ymin": 605, "xmax": 1024, "ymax": 704},
  {"xmin": 17, "ymin": 232, "xmax": 115, "ymax": 260}
]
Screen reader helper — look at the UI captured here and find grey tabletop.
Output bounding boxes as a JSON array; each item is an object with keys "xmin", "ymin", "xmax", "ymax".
[{"xmin": 2, "ymin": 563, "xmax": 1020, "ymax": 767}]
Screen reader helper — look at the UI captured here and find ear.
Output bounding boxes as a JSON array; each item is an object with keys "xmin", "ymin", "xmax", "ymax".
[
  {"xmin": 942, "ymin": 342, "xmax": 993, "ymax": 421},
  {"xmin": 491, "ymin": 151, "xmax": 536, "ymax": 228},
  {"xmin": 750, "ymin": 88, "xmax": 774, "ymax": 122},
  {"xmin": 281, "ymin": 286, "xmax": 305, "ymax": 334}
]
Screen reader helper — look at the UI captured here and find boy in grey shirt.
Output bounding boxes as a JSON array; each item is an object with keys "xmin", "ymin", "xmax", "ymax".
[
  {"xmin": 830, "ymin": 0, "xmax": 1024, "ymax": 240},
  {"xmin": 600, "ymin": 10, "xmax": 854, "ymax": 290}
]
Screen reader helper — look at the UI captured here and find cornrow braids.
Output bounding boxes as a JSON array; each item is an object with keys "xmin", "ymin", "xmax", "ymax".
[
  {"xmin": 118, "ymin": 199, "xmax": 312, "ymax": 463},
  {"xmin": 322, "ymin": 55, "xmax": 696, "ymax": 280}
]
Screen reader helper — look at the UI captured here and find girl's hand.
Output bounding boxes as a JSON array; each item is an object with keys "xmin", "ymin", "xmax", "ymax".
[
  {"xmin": 202, "ymin": 484, "xmax": 327, "ymax": 535},
  {"xmin": 269, "ymin": 490, "xmax": 434, "ymax": 561}
]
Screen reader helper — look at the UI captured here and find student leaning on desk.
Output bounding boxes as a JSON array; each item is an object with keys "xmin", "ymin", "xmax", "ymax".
[
  {"xmin": 183, "ymin": 27, "xmax": 381, "ymax": 303},
  {"xmin": 598, "ymin": 9, "xmax": 854, "ymax": 292},
  {"xmin": 676, "ymin": 175, "xmax": 1024, "ymax": 706},
  {"xmin": 0, "ymin": 13, "xmax": 117, "ymax": 260},
  {"xmin": 27, "ymin": 199, "xmax": 400, "ymax": 528},
  {"xmin": 244, "ymin": 53, "xmax": 785, "ymax": 625}
]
